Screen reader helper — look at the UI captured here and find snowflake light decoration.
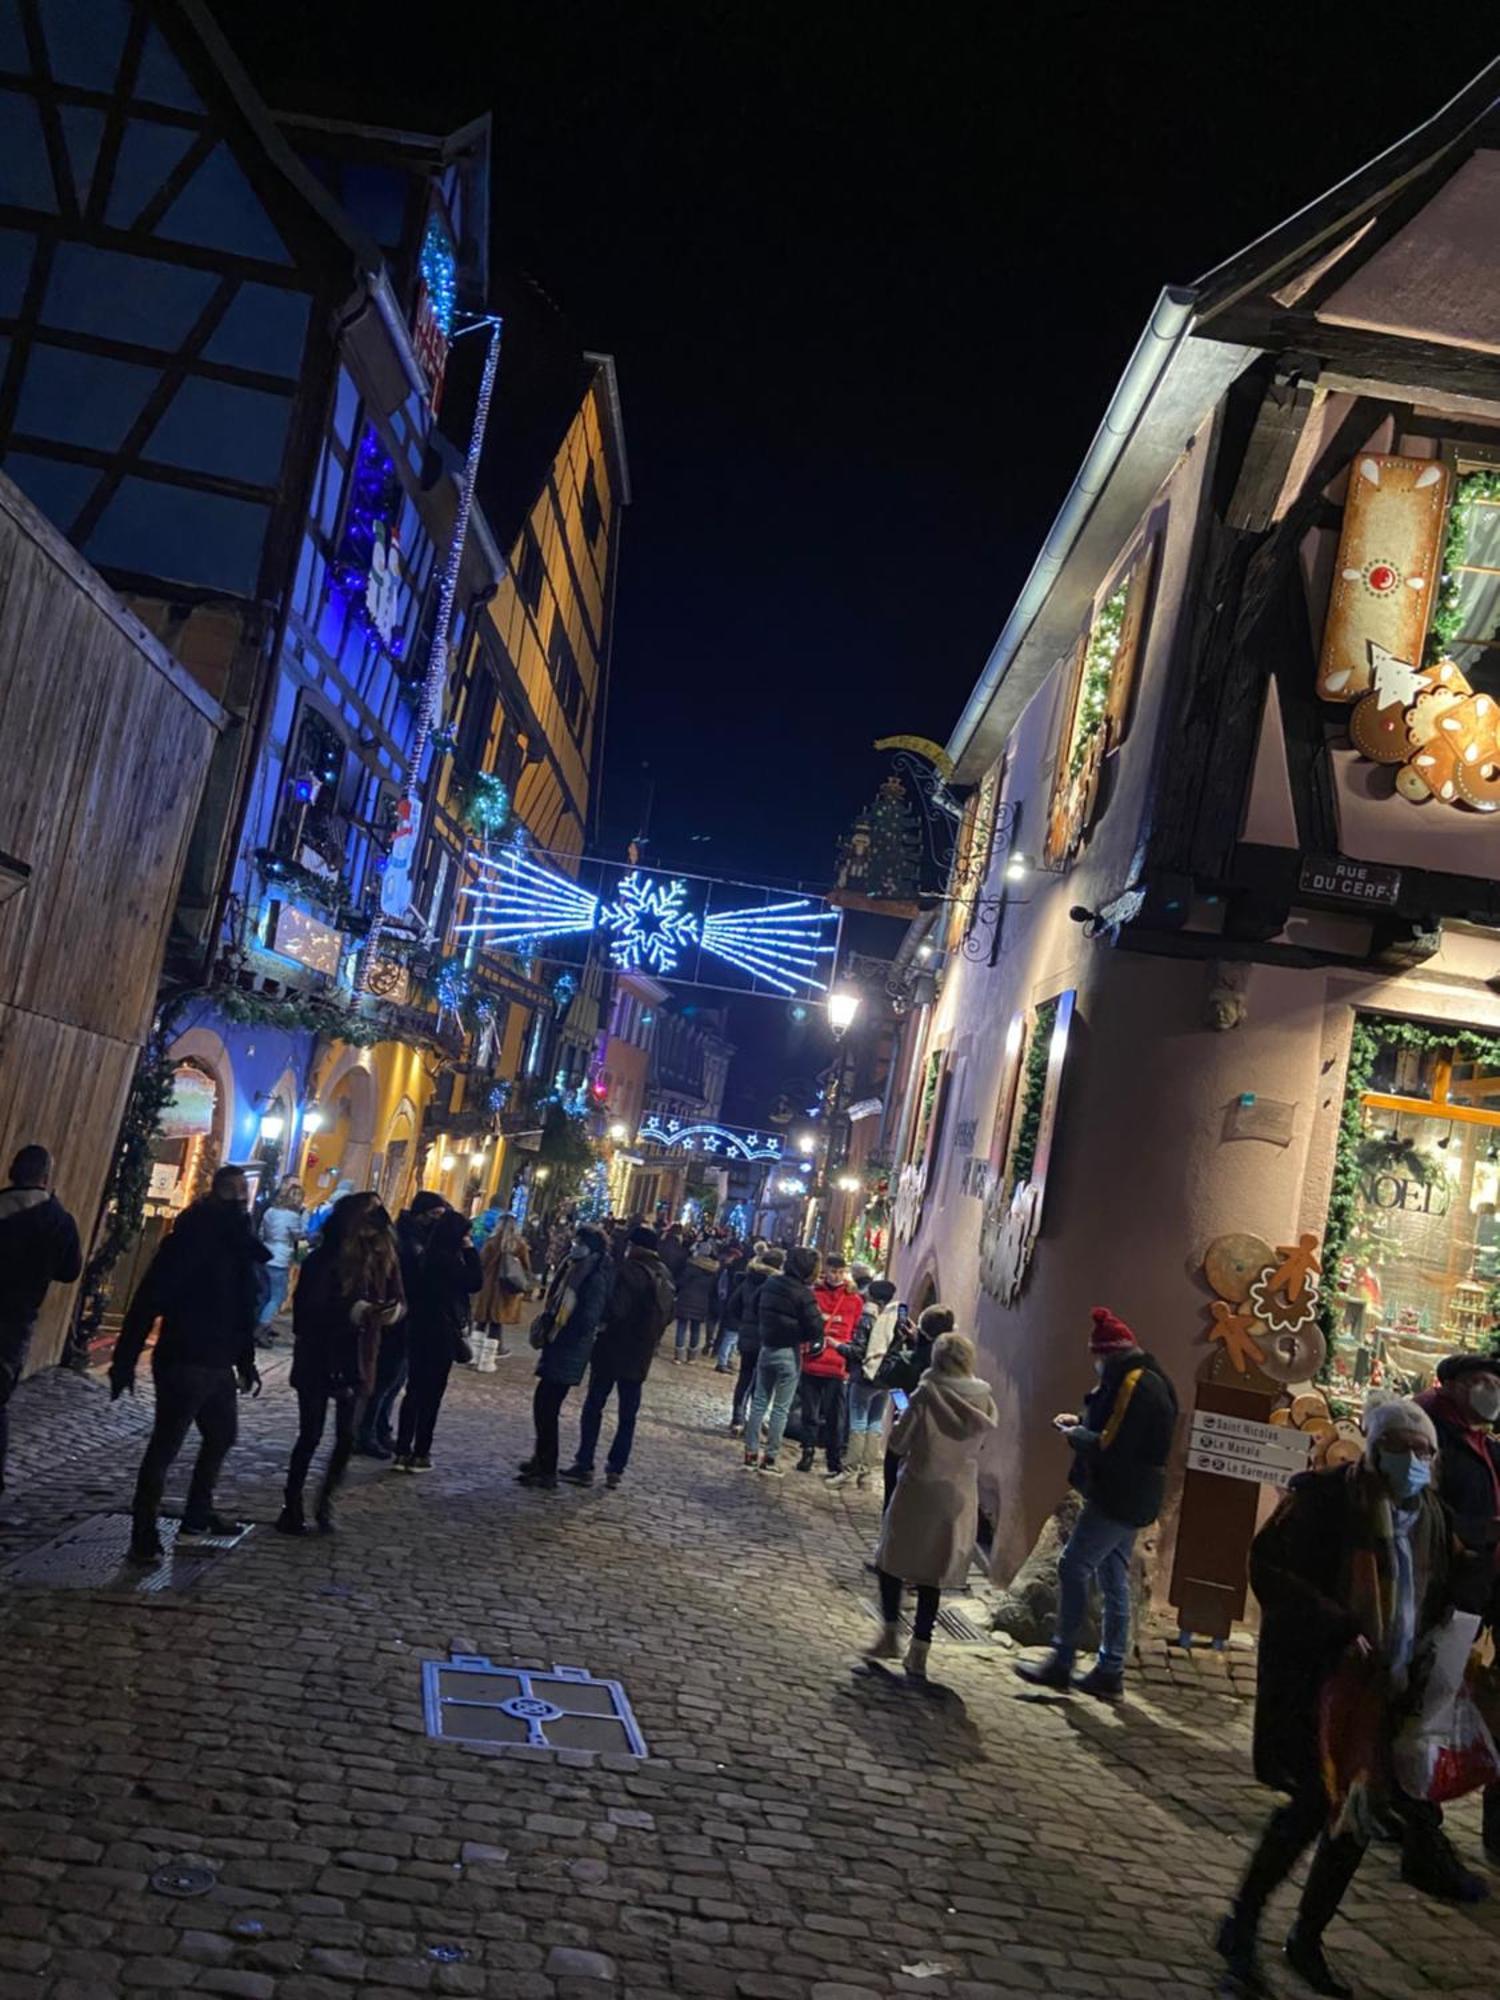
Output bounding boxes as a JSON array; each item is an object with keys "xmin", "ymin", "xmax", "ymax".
[{"xmin": 600, "ymin": 872, "xmax": 700, "ymax": 975}]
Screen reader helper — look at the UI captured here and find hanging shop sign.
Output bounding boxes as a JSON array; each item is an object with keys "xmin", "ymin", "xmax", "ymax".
[
  {"xmin": 1186, "ymin": 1410, "xmax": 1314, "ymax": 1489},
  {"xmin": 269, "ymin": 902, "xmax": 343, "ymax": 977},
  {"xmin": 1317, "ymin": 455, "xmax": 1449, "ymax": 703},
  {"xmin": 1298, "ymin": 855, "xmax": 1403, "ymax": 907},
  {"xmin": 846, "ymin": 1097, "xmax": 884, "ymax": 1122},
  {"xmin": 380, "ymin": 798, "xmax": 421, "ymax": 919}
]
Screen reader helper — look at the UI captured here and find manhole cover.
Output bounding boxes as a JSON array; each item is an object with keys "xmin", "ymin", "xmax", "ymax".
[
  {"xmin": 423, "ymin": 1655, "xmax": 648, "ymax": 1756},
  {"xmin": 0, "ymin": 1514, "xmax": 252, "ymax": 1593},
  {"xmin": 151, "ymin": 1862, "xmax": 217, "ymax": 1898}
]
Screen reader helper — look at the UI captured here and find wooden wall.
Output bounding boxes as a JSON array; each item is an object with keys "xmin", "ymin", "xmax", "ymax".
[{"xmin": 0, "ymin": 475, "xmax": 225, "ymax": 1369}]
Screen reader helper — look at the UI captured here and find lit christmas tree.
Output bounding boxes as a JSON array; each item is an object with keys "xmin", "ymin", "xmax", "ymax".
[{"xmin": 863, "ymin": 776, "xmax": 921, "ymax": 901}]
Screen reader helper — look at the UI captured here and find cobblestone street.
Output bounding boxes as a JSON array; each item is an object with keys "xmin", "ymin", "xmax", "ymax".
[{"xmin": 1, "ymin": 1348, "xmax": 1496, "ymax": 2000}]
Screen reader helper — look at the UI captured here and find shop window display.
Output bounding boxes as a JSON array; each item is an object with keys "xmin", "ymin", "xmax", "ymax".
[{"xmin": 1331, "ymin": 1029, "xmax": 1500, "ymax": 1406}]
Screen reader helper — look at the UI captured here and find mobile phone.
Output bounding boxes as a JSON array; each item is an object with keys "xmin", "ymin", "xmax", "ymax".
[
  {"xmin": 898, "ymin": 1302, "xmax": 908, "ymax": 1318},
  {"xmin": 890, "ymin": 1389, "xmax": 909, "ymax": 1414}
]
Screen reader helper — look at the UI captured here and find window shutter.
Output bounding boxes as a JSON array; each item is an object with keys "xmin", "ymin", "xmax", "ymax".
[
  {"xmin": 1315, "ymin": 453, "xmax": 1449, "ymax": 702},
  {"xmin": 1042, "ymin": 629, "xmax": 1089, "ymax": 868},
  {"xmin": 1104, "ymin": 531, "xmax": 1160, "ymax": 750}
]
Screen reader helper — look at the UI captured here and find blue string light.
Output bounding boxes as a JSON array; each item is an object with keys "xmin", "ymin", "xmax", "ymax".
[
  {"xmin": 420, "ymin": 218, "xmax": 458, "ymax": 338},
  {"xmin": 700, "ymin": 898, "xmax": 838, "ymax": 996},
  {"xmin": 456, "ymin": 841, "xmax": 599, "ymax": 945},
  {"xmin": 327, "ymin": 424, "xmax": 406, "ymax": 659}
]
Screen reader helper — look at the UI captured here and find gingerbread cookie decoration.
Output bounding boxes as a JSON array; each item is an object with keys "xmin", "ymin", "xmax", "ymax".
[
  {"xmin": 1203, "ymin": 1232, "xmax": 1274, "ymax": 1304},
  {"xmin": 1207, "ymin": 1301, "xmax": 1268, "ymax": 1376},
  {"xmin": 1397, "ymin": 736, "xmax": 1459, "ymax": 803}
]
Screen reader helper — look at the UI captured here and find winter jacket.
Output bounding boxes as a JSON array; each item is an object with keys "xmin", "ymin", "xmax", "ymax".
[
  {"xmin": 290, "ymin": 1239, "xmax": 405, "ymax": 1398},
  {"xmin": 114, "ymin": 1198, "xmax": 271, "ymax": 1378},
  {"xmin": 714, "ymin": 1256, "xmax": 746, "ymax": 1329},
  {"xmin": 259, "ymin": 1205, "xmax": 304, "ymax": 1270},
  {"xmin": 535, "ymin": 1236, "xmax": 614, "ymax": 1387},
  {"xmin": 754, "ymin": 1270, "xmax": 824, "ymax": 1352},
  {"xmin": 592, "ymin": 1248, "xmax": 677, "ymax": 1383},
  {"xmin": 1249, "ymin": 1463, "xmax": 1453, "ymax": 1795},
  {"xmin": 672, "ymin": 1249, "xmax": 720, "ymax": 1322},
  {"xmin": 660, "ymin": 1234, "xmax": 691, "ymax": 1281},
  {"xmin": 0, "ymin": 1185, "xmax": 82, "ymax": 1333},
  {"xmin": 877, "ymin": 1371, "xmax": 998, "ymax": 1589},
  {"xmin": 1416, "ymin": 1385, "xmax": 1500, "ymax": 1609},
  {"xmin": 725, "ymin": 1259, "xmax": 779, "ymax": 1356},
  {"xmin": 878, "ymin": 1327, "xmax": 933, "ymax": 1396},
  {"xmin": 859, "ymin": 1303, "xmax": 901, "ymax": 1383},
  {"xmin": 398, "ymin": 1209, "xmax": 482, "ymax": 1353},
  {"xmin": 1069, "ymin": 1348, "xmax": 1178, "ymax": 1528},
  {"xmin": 802, "ymin": 1279, "xmax": 863, "ymax": 1380},
  {"xmin": 475, "ymin": 1231, "xmax": 531, "ymax": 1327}
]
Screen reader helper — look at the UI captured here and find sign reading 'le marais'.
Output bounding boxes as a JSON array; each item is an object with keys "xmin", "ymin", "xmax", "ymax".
[
  {"xmin": 1187, "ymin": 1411, "xmax": 1313, "ymax": 1491},
  {"xmin": 1298, "ymin": 855, "xmax": 1402, "ymax": 908}
]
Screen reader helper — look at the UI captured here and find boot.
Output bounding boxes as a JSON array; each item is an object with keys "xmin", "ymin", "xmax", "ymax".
[
  {"xmin": 904, "ymin": 1638, "xmax": 930, "ymax": 1680},
  {"xmin": 1014, "ymin": 1649, "xmax": 1073, "ymax": 1691},
  {"xmin": 852, "ymin": 1431, "xmax": 871, "ymax": 1488},
  {"xmin": 1214, "ymin": 1909, "xmax": 1266, "ymax": 1997},
  {"xmin": 796, "ymin": 1448, "xmax": 815, "ymax": 1473},
  {"xmin": 863, "ymin": 1620, "xmax": 901, "ymax": 1662},
  {"xmin": 1282, "ymin": 1930, "xmax": 1351, "ymax": 1998},
  {"xmin": 275, "ymin": 1489, "xmax": 307, "ymax": 1536},
  {"xmin": 314, "ymin": 1484, "xmax": 336, "ymax": 1534}
]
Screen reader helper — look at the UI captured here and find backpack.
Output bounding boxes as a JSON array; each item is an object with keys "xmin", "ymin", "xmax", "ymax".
[{"xmin": 647, "ymin": 1262, "xmax": 677, "ymax": 1338}]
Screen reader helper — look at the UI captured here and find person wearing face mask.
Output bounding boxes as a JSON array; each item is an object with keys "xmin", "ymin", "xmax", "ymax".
[
  {"xmin": 1408, "ymin": 1352, "xmax": 1500, "ymax": 1875},
  {"xmin": 517, "ymin": 1223, "xmax": 612, "ymax": 1490},
  {"xmin": 1015, "ymin": 1306, "xmax": 1178, "ymax": 1699},
  {"xmin": 1216, "ymin": 1398, "xmax": 1476, "ymax": 1999}
]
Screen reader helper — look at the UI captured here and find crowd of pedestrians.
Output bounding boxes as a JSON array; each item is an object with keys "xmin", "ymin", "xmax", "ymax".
[{"xmin": 10, "ymin": 1132, "xmax": 1500, "ymax": 1998}]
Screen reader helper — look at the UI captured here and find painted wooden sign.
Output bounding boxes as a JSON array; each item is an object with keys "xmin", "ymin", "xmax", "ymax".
[{"xmin": 1316, "ymin": 453, "xmax": 1449, "ymax": 703}]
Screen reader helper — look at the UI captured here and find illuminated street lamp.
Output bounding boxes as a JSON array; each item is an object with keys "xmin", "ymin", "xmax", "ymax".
[
  {"xmin": 608, "ymin": 1121, "xmax": 628, "ymax": 1142},
  {"xmin": 796, "ymin": 1131, "xmax": 817, "ymax": 1156},
  {"xmin": 441, "ymin": 1152, "xmax": 457, "ymax": 1172},
  {"xmin": 836, "ymin": 1174, "xmax": 862, "ymax": 1194},
  {"xmin": 827, "ymin": 988, "xmax": 861, "ymax": 1034}
]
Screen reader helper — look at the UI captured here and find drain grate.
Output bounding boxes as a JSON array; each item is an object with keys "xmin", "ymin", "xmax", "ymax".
[
  {"xmin": 859, "ymin": 1598, "xmax": 992, "ymax": 1646},
  {"xmin": 0, "ymin": 1512, "xmax": 252, "ymax": 1593},
  {"xmin": 423, "ymin": 1654, "xmax": 648, "ymax": 1757}
]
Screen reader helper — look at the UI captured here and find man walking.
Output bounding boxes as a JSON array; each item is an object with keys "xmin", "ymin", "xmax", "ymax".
[
  {"xmin": 742, "ymin": 1245, "xmax": 824, "ymax": 1475},
  {"xmin": 797, "ymin": 1255, "xmax": 862, "ymax": 1481},
  {"xmin": 0, "ymin": 1145, "xmax": 82, "ymax": 1494},
  {"xmin": 111, "ymin": 1165, "xmax": 268, "ymax": 1565},
  {"xmin": 1015, "ymin": 1306, "xmax": 1177, "ymax": 1698},
  {"xmin": 563, "ymin": 1224, "xmax": 676, "ymax": 1489}
]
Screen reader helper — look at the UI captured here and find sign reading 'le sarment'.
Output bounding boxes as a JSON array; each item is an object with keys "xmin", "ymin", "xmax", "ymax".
[{"xmin": 1298, "ymin": 855, "xmax": 1402, "ymax": 908}]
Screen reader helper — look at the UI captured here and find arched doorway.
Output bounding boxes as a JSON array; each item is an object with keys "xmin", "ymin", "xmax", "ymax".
[
  {"xmin": 379, "ymin": 1098, "xmax": 417, "ymax": 1213},
  {"xmin": 305, "ymin": 1053, "xmax": 377, "ymax": 1199},
  {"xmin": 103, "ymin": 1042, "xmax": 228, "ymax": 1327}
]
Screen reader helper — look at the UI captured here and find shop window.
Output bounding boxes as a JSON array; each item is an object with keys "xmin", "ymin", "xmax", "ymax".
[
  {"xmin": 548, "ymin": 619, "xmax": 589, "ymax": 740},
  {"xmin": 517, "ymin": 528, "xmax": 545, "ymax": 613},
  {"xmin": 1431, "ymin": 452, "xmax": 1500, "ymax": 697},
  {"xmin": 1330, "ymin": 1021, "xmax": 1500, "ymax": 1408},
  {"xmin": 581, "ymin": 461, "xmax": 603, "ymax": 545}
]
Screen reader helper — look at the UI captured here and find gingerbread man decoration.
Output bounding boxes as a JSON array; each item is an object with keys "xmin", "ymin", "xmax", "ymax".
[
  {"xmin": 1269, "ymin": 1234, "xmax": 1322, "ymax": 1303},
  {"xmin": 1207, "ymin": 1301, "xmax": 1267, "ymax": 1376}
]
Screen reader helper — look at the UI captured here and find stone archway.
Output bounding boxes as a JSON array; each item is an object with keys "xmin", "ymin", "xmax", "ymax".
[
  {"xmin": 167, "ymin": 1026, "xmax": 236, "ymax": 1162},
  {"xmin": 313, "ymin": 1051, "xmax": 378, "ymax": 1194}
]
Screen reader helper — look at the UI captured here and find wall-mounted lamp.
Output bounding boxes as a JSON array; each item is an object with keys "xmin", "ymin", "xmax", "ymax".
[
  {"xmin": 302, "ymin": 1106, "xmax": 325, "ymax": 1135},
  {"xmin": 827, "ymin": 989, "xmax": 861, "ymax": 1034},
  {"xmin": 259, "ymin": 1112, "xmax": 286, "ymax": 1143}
]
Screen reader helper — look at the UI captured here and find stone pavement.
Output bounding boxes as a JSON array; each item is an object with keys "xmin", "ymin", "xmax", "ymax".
[{"xmin": 0, "ymin": 1344, "xmax": 1496, "ymax": 1999}]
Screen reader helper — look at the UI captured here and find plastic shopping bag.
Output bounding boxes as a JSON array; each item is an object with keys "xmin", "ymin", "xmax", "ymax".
[{"xmin": 1392, "ymin": 1611, "xmax": 1500, "ymax": 1804}]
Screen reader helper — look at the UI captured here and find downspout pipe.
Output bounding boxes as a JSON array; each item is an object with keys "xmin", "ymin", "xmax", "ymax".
[{"xmin": 945, "ymin": 285, "xmax": 1199, "ymax": 773}]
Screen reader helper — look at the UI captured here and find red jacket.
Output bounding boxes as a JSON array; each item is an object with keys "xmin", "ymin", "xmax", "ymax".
[{"xmin": 802, "ymin": 1280, "xmax": 864, "ymax": 1379}]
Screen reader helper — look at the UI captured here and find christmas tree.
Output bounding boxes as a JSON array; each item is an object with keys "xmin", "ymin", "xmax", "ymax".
[{"xmin": 865, "ymin": 776, "xmax": 921, "ymax": 901}]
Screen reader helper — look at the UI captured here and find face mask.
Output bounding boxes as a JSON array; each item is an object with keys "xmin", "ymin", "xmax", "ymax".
[
  {"xmin": 1469, "ymin": 1382, "xmax": 1500, "ymax": 1424},
  {"xmin": 1377, "ymin": 1448, "xmax": 1432, "ymax": 1501}
]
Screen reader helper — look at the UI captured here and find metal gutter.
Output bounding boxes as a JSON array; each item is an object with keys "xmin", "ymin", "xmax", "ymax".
[{"xmin": 945, "ymin": 286, "xmax": 1198, "ymax": 772}]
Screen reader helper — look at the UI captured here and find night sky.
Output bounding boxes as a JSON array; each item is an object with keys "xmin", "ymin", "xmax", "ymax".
[{"xmin": 238, "ymin": 8, "xmax": 1500, "ymax": 1112}]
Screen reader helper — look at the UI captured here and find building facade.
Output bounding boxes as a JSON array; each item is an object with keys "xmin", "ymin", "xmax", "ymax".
[{"xmin": 884, "ymin": 67, "xmax": 1500, "ymax": 1630}]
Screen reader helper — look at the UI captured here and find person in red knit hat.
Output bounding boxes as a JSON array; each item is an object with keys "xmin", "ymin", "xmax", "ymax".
[{"xmin": 1015, "ymin": 1305, "xmax": 1178, "ymax": 1698}]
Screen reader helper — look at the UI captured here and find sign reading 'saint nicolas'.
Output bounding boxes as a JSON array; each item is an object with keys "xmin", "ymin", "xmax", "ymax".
[{"xmin": 1298, "ymin": 855, "xmax": 1402, "ymax": 908}]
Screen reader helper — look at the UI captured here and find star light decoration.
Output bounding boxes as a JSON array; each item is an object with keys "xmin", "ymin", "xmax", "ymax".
[{"xmin": 457, "ymin": 843, "xmax": 837, "ymax": 996}]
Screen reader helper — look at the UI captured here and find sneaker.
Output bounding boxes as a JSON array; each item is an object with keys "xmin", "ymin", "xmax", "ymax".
[
  {"xmin": 392, "ymin": 1455, "xmax": 415, "ymax": 1474},
  {"xmin": 728, "ymin": 1421, "xmax": 743, "ymax": 1437},
  {"xmin": 1014, "ymin": 1650, "xmax": 1073, "ymax": 1691},
  {"xmin": 1283, "ymin": 1928, "xmax": 1352, "ymax": 1998},
  {"xmin": 672, "ymin": 1353, "xmax": 683, "ymax": 1366},
  {"xmin": 355, "ymin": 1439, "xmax": 393, "ymax": 1461},
  {"xmin": 605, "ymin": 1470, "xmax": 623, "ymax": 1490},
  {"xmin": 177, "ymin": 1512, "xmax": 240, "ymax": 1541},
  {"xmin": 560, "ymin": 1464, "xmax": 594, "ymax": 1486},
  {"xmin": 741, "ymin": 1452, "xmax": 760, "ymax": 1471},
  {"xmin": 516, "ymin": 1468, "xmax": 558, "ymax": 1489},
  {"xmin": 1074, "ymin": 1662, "xmax": 1125, "ymax": 1702},
  {"xmin": 824, "ymin": 1469, "xmax": 852, "ymax": 1489},
  {"xmin": 126, "ymin": 1531, "xmax": 164, "ymax": 1566},
  {"xmin": 759, "ymin": 1458, "xmax": 784, "ymax": 1478},
  {"xmin": 410, "ymin": 1455, "xmax": 433, "ymax": 1473}
]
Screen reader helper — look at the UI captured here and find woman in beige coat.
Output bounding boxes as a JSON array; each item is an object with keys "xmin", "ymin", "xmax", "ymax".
[
  {"xmin": 475, "ymin": 1215, "xmax": 530, "ymax": 1355},
  {"xmin": 866, "ymin": 1329, "xmax": 997, "ymax": 1679}
]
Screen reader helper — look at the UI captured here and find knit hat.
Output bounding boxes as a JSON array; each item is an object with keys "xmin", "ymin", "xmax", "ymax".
[
  {"xmin": 629, "ymin": 1224, "xmax": 659, "ymax": 1250},
  {"xmin": 1436, "ymin": 1352, "xmax": 1500, "ymax": 1387},
  {"xmin": 1089, "ymin": 1307, "xmax": 1137, "ymax": 1355}
]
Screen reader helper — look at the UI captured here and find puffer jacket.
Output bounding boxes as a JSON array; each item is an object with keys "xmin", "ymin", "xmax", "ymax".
[
  {"xmin": 754, "ymin": 1270, "xmax": 824, "ymax": 1352},
  {"xmin": 802, "ymin": 1279, "xmax": 864, "ymax": 1379},
  {"xmin": 672, "ymin": 1249, "xmax": 720, "ymax": 1322},
  {"xmin": 725, "ymin": 1258, "xmax": 780, "ymax": 1357}
]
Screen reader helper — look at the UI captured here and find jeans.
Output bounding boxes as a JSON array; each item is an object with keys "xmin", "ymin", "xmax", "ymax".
[
  {"xmin": 848, "ymin": 1378, "xmax": 887, "ymax": 1433},
  {"xmin": 798, "ymin": 1374, "xmax": 846, "ymax": 1472},
  {"xmin": 285, "ymin": 1383, "xmax": 361, "ymax": 1512},
  {"xmin": 358, "ymin": 1326, "xmax": 408, "ymax": 1447},
  {"xmin": 675, "ymin": 1317, "xmax": 704, "ymax": 1356},
  {"xmin": 532, "ymin": 1377, "xmax": 571, "ymax": 1475},
  {"xmin": 0, "ymin": 1319, "xmax": 31, "ymax": 1493},
  {"xmin": 712, "ymin": 1326, "xmax": 739, "ymax": 1371},
  {"xmin": 132, "ymin": 1362, "xmax": 238, "ymax": 1537},
  {"xmin": 731, "ymin": 1345, "xmax": 759, "ymax": 1427},
  {"xmin": 257, "ymin": 1264, "xmax": 291, "ymax": 1336},
  {"xmin": 576, "ymin": 1364, "xmax": 643, "ymax": 1476},
  {"xmin": 395, "ymin": 1342, "xmax": 454, "ymax": 1458},
  {"xmin": 744, "ymin": 1346, "xmax": 800, "ymax": 1460},
  {"xmin": 1054, "ymin": 1500, "xmax": 1137, "ymax": 1672},
  {"xmin": 879, "ymin": 1568, "xmax": 940, "ymax": 1641}
]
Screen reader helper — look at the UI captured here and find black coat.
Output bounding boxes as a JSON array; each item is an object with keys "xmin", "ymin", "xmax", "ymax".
[
  {"xmin": 1069, "ymin": 1349, "xmax": 1178, "ymax": 1528},
  {"xmin": 1250, "ymin": 1464, "xmax": 1453, "ymax": 1795},
  {"xmin": 673, "ymin": 1252, "xmax": 719, "ymax": 1321},
  {"xmin": 878, "ymin": 1329, "xmax": 933, "ymax": 1396},
  {"xmin": 755, "ymin": 1271, "xmax": 824, "ymax": 1352},
  {"xmin": 398, "ymin": 1210, "xmax": 481, "ymax": 1353},
  {"xmin": 290, "ymin": 1240, "xmax": 404, "ymax": 1396},
  {"xmin": 660, "ymin": 1235, "xmax": 691, "ymax": 1281},
  {"xmin": 592, "ymin": 1249, "xmax": 676, "ymax": 1383},
  {"xmin": 0, "ymin": 1186, "xmax": 82, "ymax": 1333},
  {"xmin": 1416, "ymin": 1385, "xmax": 1500, "ymax": 1613},
  {"xmin": 725, "ymin": 1260, "xmax": 778, "ymax": 1354},
  {"xmin": 114, "ymin": 1198, "xmax": 270, "ymax": 1376}
]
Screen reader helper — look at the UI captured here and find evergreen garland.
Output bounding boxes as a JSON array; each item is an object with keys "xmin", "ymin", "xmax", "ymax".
[
  {"xmin": 1428, "ymin": 468, "xmax": 1500, "ymax": 659},
  {"xmin": 217, "ymin": 985, "xmax": 392, "ymax": 1049},
  {"xmin": 1010, "ymin": 996, "xmax": 1058, "ymax": 1194},
  {"xmin": 81, "ymin": 1034, "xmax": 180, "ymax": 1300},
  {"xmin": 1320, "ymin": 1015, "xmax": 1500, "ymax": 1350},
  {"xmin": 461, "ymin": 772, "xmax": 511, "ymax": 839},
  {"xmin": 1068, "ymin": 584, "xmax": 1128, "ymax": 777}
]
